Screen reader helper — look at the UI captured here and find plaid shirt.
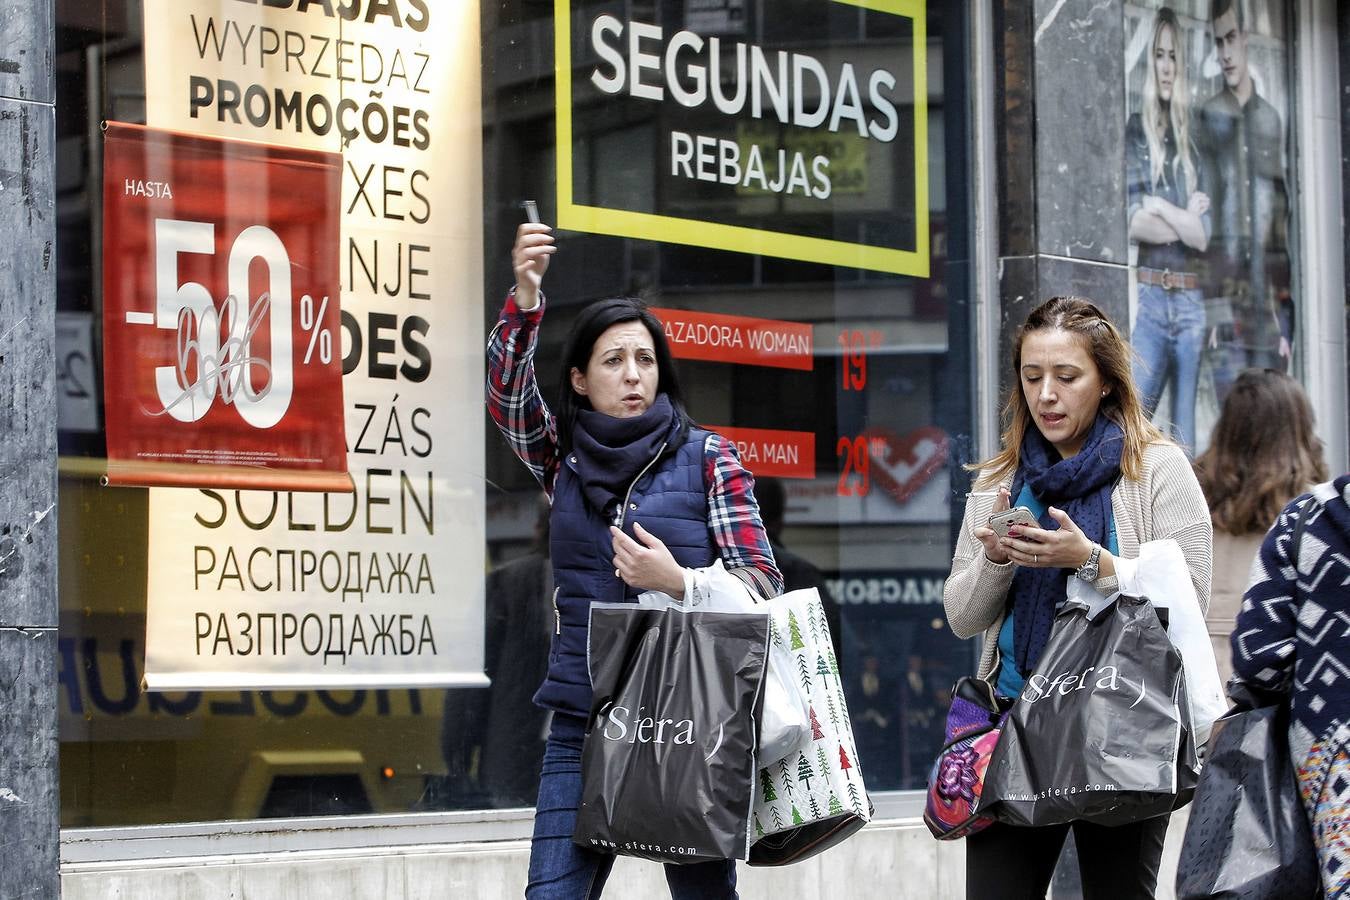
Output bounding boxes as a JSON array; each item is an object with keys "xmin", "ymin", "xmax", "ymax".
[{"xmin": 486, "ymin": 293, "xmax": 782, "ymax": 599}]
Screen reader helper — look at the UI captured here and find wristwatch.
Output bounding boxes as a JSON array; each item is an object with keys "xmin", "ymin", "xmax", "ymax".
[{"xmin": 1075, "ymin": 543, "xmax": 1102, "ymax": 582}]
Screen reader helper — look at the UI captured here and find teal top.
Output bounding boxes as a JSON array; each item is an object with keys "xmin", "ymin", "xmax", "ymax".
[{"xmin": 995, "ymin": 486, "xmax": 1118, "ymax": 698}]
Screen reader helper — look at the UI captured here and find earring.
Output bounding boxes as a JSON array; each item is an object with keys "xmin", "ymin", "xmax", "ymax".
[{"xmin": 1101, "ymin": 390, "xmax": 1108, "ymax": 397}]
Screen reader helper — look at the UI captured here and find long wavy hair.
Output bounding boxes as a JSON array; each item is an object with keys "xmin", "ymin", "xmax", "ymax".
[
  {"xmin": 971, "ymin": 296, "xmax": 1165, "ymax": 489},
  {"xmin": 1194, "ymin": 369, "xmax": 1327, "ymax": 534},
  {"xmin": 1141, "ymin": 8, "xmax": 1197, "ymax": 195},
  {"xmin": 554, "ymin": 297, "xmax": 692, "ymax": 454}
]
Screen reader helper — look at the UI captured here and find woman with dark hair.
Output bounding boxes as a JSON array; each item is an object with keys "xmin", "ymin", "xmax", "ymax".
[
  {"xmin": 1193, "ymin": 368, "xmax": 1326, "ymax": 682},
  {"xmin": 1127, "ymin": 6, "xmax": 1210, "ymax": 454},
  {"xmin": 486, "ymin": 222, "xmax": 781, "ymax": 899},
  {"xmin": 942, "ymin": 295, "xmax": 1212, "ymax": 898}
]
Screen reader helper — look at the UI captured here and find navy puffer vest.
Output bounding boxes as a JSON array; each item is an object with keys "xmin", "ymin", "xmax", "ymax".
[{"xmin": 535, "ymin": 422, "xmax": 716, "ymax": 717}]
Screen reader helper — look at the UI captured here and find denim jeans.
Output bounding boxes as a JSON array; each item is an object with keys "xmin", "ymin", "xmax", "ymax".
[
  {"xmin": 526, "ymin": 713, "xmax": 739, "ymax": 899},
  {"xmin": 1131, "ymin": 281, "xmax": 1205, "ymax": 453}
]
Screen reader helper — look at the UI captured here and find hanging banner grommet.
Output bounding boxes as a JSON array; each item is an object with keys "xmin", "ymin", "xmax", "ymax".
[{"xmin": 101, "ymin": 121, "xmax": 352, "ymax": 494}]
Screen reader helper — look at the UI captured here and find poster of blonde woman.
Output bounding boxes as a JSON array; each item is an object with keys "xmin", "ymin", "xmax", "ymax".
[{"xmin": 1123, "ymin": 0, "xmax": 1295, "ymax": 456}]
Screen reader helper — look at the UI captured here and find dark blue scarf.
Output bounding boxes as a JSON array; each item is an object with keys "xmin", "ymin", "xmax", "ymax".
[
  {"xmin": 571, "ymin": 394, "xmax": 679, "ymax": 518},
  {"xmin": 1008, "ymin": 414, "xmax": 1124, "ymax": 673}
]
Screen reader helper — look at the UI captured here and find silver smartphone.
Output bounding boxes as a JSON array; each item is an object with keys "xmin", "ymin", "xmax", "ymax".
[{"xmin": 987, "ymin": 506, "xmax": 1038, "ymax": 538}]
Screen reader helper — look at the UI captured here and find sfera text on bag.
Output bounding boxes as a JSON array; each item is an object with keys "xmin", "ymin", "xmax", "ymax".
[
  {"xmin": 601, "ymin": 704, "xmax": 698, "ymax": 745},
  {"xmin": 586, "ymin": 838, "xmax": 703, "ymax": 856},
  {"xmin": 1019, "ymin": 664, "xmax": 1147, "ymax": 708}
]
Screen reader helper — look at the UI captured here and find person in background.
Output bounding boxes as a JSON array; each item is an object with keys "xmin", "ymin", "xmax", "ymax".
[
  {"xmin": 487, "ymin": 221, "xmax": 781, "ymax": 899},
  {"xmin": 1127, "ymin": 5, "xmax": 1210, "ymax": 454},
  {"xmin": 943, "ymin": 295, "xmax": 1212, "ymax": 898},
  {"xmin": 755, "ymin": 476, "xmax": 839, "ymax": 657},
  {"xmin": 1193, "ymin": 368, "xmax": 1326, "ymax": 683},
  {"xmin": 1230, "ymin": 473, "xmax": 1350, "ymax": 898},
  {"xmin": 440, "ymin": 498, "xmax": 555, "ymax": 809}
]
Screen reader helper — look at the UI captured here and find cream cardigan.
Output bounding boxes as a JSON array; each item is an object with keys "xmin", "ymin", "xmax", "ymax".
[{"xmin": 943, "ymin": 441, "xmax": 1213, "ymax": 680}]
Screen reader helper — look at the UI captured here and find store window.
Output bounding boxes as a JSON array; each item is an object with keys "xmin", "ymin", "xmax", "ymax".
[{"xmin": 55, "ymin": 0, "xmax": 974, "ymax": 828}]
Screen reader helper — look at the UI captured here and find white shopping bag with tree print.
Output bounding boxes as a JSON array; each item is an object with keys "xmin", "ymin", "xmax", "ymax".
[{"xmin": 748, "ymin": 588, "xmax": 871, "ymax": 866}]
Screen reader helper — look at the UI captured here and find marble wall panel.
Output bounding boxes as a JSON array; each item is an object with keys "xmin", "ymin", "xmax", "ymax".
[
  {"xmin": 0, "ymin": 1, "xmax": 52, "ymax": 103},
  {"xmin": 0, "ymin": 628, "xmax": 58, "ymax": 900},
  {"xmin": 0, "ymin": 95, "xmax": 56, "ymax": 628},
  {"xmin": 1030, "ymin": 0, "xmax": 1129, "ymax": 266}
]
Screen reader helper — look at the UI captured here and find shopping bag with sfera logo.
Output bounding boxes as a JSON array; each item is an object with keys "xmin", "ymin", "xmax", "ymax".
[
  {"xmin": 573, "ymin": 598, "xmax": 769, "ymax": 864},
  {"xmin": 749, "ymin": 588, "xmax": 872, "ymax": 866},
  {"xmin": 976, "ymin": 594, "xmax": 1199, "ymax": 827}
]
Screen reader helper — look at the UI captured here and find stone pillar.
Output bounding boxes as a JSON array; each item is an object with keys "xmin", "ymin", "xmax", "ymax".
[
  {"xmin": 1342, "ymin": 5, "xmax": 1350, "ymax": 438},
  {"xmin": 0, "ymin": 0, "xmax": 58, "ymax": 897},
  {"xmin": 993, "ymin": 0, "xmax": 1131, "ymax": 378}
]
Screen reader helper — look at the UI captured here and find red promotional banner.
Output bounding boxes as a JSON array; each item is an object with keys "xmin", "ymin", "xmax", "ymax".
[
  {"xmin": 652, "ymin": 307, "xmax": 814, "ymax": 371},
  {"xmin": 102, "ymin": 122, "xmax": 350, "ymax": 492},
  {"xmin": 713, "ymin": 426, "xmax": 816, "ymax": 479}
]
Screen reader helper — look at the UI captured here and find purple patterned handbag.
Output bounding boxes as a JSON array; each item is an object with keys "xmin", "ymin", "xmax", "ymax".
[{"xmin": 923, "ymin": 675, "xmax": 1010, "ymax": 840}]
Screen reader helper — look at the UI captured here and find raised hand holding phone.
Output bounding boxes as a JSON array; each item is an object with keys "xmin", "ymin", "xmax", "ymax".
[{"xmin": 512, "ymin": 201, "xmax": 554, "ymax": 311}]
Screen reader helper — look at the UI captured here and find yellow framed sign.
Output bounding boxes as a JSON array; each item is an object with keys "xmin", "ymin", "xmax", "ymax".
[{"xmin": 554, "ymin": 0, "xmax": 929, "ymax": 277}]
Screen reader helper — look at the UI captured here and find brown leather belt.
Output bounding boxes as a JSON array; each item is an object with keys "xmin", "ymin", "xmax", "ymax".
[{"xmin": 1137, "ymin": 268, "xmax": 1199, "ymax": 290}]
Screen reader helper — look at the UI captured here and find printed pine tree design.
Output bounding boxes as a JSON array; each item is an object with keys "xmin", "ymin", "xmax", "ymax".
[
  {"xmin": 828, "ymin": 792, "xmax": 844, "ymax": 816},
  {"xmin": 787, "ymin": 610, "xmax": 805, "ymax": 650},
  {"xmin": 810, "ymin": 601, "xmax": 825, "ymax": 638},
  {"xmin": 796, "ymin": 752, "xmax": 814, "ymax": 791},
  {"xmin": 839, "ymin": 744, "xmax": 854, "ymax": 779},
  {"xmin": 791, "ymin": 804, "xmax": 805, "ymax": 826},
  {"xmin": 807, "ymin": 601, "xmax": 819, "ymax": 640},
  {"xmin": 847, "ymin": 781, "xmax": 864, "ymax": 816},
  {"xmin": 796, "ymin": 651, "xmax": 812, "ymax": 692},
  {"xmin": 816, "ymin": 653, "xmax": 830, "ymax": 680},
  {"xmin": 768, "ymin": 614, "xmax": 783, "ymax": 649},
  {"xmin": 826, "ymin": 692, "xmax": 840, "ymax": 729},
  {"xmin": 771, "ymin": 803, "xmax": 785, "ymax": 830},
  {"xmin": 827, "ymin": 647, "xmax": 839, "ymax": 675},
  {"xmin": 809, "ymin": 795, "xmax": 822, "ymax": 819},
  {"xmin": 760, "ymin": 767, "xmax": 778, "ymax": 803},
  {"xmin": 778, "ymin": 758, "xmax": 795, "ymax": 797},
  {"xmin": 817, "ymin": 747, "xmax": 831, "ymax": 779},
  {"xmin": 809, "ymin": 706, "xmax": 824, "ymax": 741}
]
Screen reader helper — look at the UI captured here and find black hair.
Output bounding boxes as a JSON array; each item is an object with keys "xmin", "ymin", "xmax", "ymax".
[
  {"xmin": 554, "ymin": 297, "xmax": 693, "ymax": 453},
  {"xmin": 1210, "ymin": 0, "xmax": 1243, "ymax": 31},
  {"xmin": 755, "ymin": 476, "xmax": 785, "ymax": 538}
]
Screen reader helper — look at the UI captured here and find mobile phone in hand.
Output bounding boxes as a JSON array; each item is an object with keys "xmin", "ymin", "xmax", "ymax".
[
  {"xmin": 521, "ymin": 199, "xmax": 540, "ymax": 224},
  {"xmin": 987, "ymin": 506, "xmax": 1039, "ymax": 538}
]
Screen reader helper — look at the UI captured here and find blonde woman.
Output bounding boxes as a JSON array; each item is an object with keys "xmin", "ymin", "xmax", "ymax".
[
  {"xmin": 1127, "ymin": 6, "xmax": 1210, "ymax": 454},
  {"xmin": 944, "ymin": 296, "xmax": 1212, "ymax": 898}
]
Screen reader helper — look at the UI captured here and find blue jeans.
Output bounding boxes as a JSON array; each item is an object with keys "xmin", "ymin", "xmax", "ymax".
[
  {"xmin": 526, "ymin": 713, "xmax": 739, "ymax": 899},
  {"xmin": 1131, "ymin": 281, "xmax": 1205, "ymax": 453}
]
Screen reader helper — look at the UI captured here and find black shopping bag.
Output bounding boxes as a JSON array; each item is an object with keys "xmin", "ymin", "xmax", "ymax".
[
  {"xmin": 573, "ymin": 601, "xmax": 768, "ymax": 864},
  {"xmin": 977, "ymin": 595, "xmax": 1198, "ymax": 827},
  {"xmin": 1175, "ymin": 687, "xmax": 1320, "ymax": 899}
]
